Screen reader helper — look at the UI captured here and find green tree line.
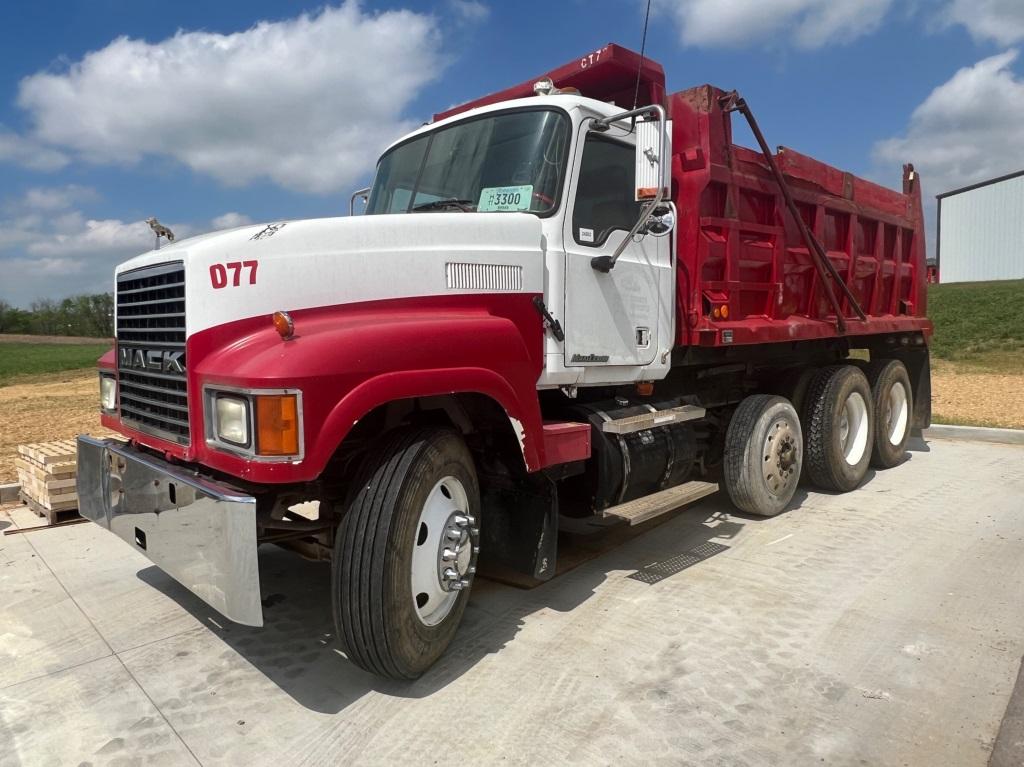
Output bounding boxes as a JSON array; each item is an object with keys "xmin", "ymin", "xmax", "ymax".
[{"xmin": 0, "ymin": 294, "xmax": 114, "ymax": 338}]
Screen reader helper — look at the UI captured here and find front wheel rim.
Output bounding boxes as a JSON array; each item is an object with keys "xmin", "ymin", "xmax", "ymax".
[
  {"xmin": 410, "ymin": 476, "xmax": 477, "ymax": 627},
  {"xmin": 840, "ymin": 392, "xmax": 869, "ymax": 465},
  {"xmin": 886, "ymin": 382, "xmax": 909, "ymax": 446}
]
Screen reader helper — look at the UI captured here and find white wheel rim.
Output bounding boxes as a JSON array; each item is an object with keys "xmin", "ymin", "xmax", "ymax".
[
  {"xmin": 839, "ymin": 391, "xmax": 869, "ymax": 466},
  {"xmin": 886, "ymin": 382, "xmax": 909, "ymax": 446},
  {"xmin": 410, "ymin": 476, "xmax": 475, "ymax": 627}
]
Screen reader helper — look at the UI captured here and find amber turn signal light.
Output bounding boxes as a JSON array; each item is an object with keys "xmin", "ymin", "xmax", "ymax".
[
  {"xmin": 255, "ymin": 394, "xmax": 299, "ymax": 456},
  {"xmin": 273, "ymin": 310, "xmax": 294, "ymax": 340}
]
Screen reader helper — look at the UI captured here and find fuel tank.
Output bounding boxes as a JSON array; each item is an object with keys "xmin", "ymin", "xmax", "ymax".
[{"xmin": 559, "ymin": 398, "xmax": 699, "ymax": 514}]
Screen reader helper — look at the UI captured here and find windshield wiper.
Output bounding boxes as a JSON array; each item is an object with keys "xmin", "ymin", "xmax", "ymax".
[{"xmin": 411, "ymin": 198, "xmax": 476, "ymax": 212}]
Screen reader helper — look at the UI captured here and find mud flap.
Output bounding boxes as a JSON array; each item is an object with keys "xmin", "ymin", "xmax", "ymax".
[{"xmin": 478, "ymin": 473, "xmax": 558, "ymax": 584}]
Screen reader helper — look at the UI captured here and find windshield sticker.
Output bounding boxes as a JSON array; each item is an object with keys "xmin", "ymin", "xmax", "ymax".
[{"xmin": 478, "ymin": 185, "xmax": 533, "ymax": 212}]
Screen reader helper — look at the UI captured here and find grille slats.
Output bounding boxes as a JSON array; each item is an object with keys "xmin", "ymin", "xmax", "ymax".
[{"xmin": 116, "ymin": 262, "xmax": 189, "ymax": 444}]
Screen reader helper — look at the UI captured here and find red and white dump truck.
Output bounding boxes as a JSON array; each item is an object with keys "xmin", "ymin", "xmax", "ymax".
[{"xmin": 78, "ymin": 45, "xmax": 931, "ymax": 679}]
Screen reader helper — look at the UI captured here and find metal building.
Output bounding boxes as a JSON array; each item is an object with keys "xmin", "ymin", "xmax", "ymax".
[{"xmin": 937, "ymin": 170, "xmax": 1024, "ymax": 283}]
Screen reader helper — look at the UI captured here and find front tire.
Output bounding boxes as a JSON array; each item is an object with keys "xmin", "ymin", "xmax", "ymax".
[
  {"xmin": 332, "ymin": 427, "xmax": 480, "ymax": 679},
  {"xmin": 802, "ymin": 365, "xmax": 874, "ymax": 492},
  {"xmin": 724, "ymin": 394, "xmax": 803, "ymax": 517}
]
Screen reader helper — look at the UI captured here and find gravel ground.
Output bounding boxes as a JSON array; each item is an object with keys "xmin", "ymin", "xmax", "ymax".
[
  {"xmin": 0, "ymin": 372, "xmax": 114, "ymax": 482},
  {"xmin": 932, "ymin": 360, "xmax": 1024, "ymax": 429}
]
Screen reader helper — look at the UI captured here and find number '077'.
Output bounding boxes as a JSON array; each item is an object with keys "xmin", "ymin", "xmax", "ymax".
[{"xmin": 209, "ymin": 260, "xmax": 258, "ymax": 289}]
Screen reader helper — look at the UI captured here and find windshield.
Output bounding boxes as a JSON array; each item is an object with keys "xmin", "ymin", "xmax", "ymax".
[{"xmin": 367, "ymin": 108, "xmax": 570, "ymax": 215}]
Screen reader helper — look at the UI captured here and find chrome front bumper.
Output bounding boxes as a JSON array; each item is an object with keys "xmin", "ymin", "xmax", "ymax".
[{"xmin": 76, "ymin": 436, "xmax": 263, "ymax": 626}]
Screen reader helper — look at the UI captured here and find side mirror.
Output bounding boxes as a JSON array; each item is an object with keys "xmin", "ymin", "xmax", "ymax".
[
  {"xmin": 635, "ymin": 119, "xmax": 667, "ymax": 203},
  {"xmin": 589, "ymin": 105, "xmax": 670, "ymax": 272}
]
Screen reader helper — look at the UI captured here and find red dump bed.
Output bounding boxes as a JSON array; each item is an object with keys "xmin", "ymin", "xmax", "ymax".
[{"xmin": 440, "ymin": 44, "xmax": 932, "ymax": 350}]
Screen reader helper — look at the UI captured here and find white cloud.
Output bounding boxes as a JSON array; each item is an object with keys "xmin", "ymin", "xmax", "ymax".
[
  {"xmin": 13, "ymin": 3, "xmax": 444, "ymax": 194},
  {"xmin": 943, "ymin": 0, "xmax": 1024, "ymax": 46},
  {"xmin": 448, "ymin": 0, "xmax": 490, "ymax": 23},
  {"xmin": 26, "ymin": 214, "xmax": 157, "ymax": 258},
  {"xmin": 0, "ymin": 190, "xmax": 263, "ymax": 303},
  {"xmin": 653, "ymin": 0, "xmax": 894, "ymax": 49},
  {"xmin": 0, "ymin": 128, "xmax": 68, "ymax": 171},
  {"xmin": 0, "ymin": 214, "xmax": 154, "ymax": 303},
  {"xmin": 873, "ymin": 50, "xmax": 1024, "ymax": 199},
  {"xmin": 211, "ymin": 212, "xmax": 254, "ymax": 230},
  {"xmin": 0, "ymin": 186, "xmax": 196, "ymax": 303},
  {"xmin": 15, "ymin": 185, "xmax": 98, "ymax": 213}
]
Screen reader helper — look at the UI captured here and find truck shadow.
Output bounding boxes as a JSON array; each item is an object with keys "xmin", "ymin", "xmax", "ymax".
[{"xmin": 137, "ymin": 493, "xmax": 744, "ymax": 715}]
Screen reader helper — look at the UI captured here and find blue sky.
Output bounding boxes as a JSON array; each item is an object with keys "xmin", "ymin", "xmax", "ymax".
[{"xmin": 2, "ymin": 0, "xmax": 1022, "ymax": 306}]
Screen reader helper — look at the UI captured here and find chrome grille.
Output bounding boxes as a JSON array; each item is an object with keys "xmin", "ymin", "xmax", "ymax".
[{"xmin": 116, "ymin": 262, "xmax": 189, "ymax": 444}]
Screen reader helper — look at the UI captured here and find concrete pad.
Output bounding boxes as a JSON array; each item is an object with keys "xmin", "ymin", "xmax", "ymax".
[
  {"xmin": 5, "ymin": 504, "xmax": 46, "ymax": 530},
  {"xmin": 2, "ymin": 438, "xmax": 1023, "ymax": 765},
  {"xmin": 0, "ymin": 654, "xmax": 197, "ymax": 766},
  {"xmin": 26, "ymin": 521, "xmax": 204, "ymax": 653},
  {"xmin": 0, "ymin": 529, "xmax": 111, "ymax": 689}
]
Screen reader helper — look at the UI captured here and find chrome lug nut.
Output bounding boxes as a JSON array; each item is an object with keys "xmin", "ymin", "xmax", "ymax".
[
  {"xmin": 448, "ymin": 580, "xmax": 467, "ymax": 591},
  {"xmin": 442, "ymin": 548, "xmax": 458, "ymax": 562},
  {"xmin": 442, "ymin": 567, "xmax": 459, "ymax": 582},
  {"xmin": 445, "ymin": 527, "xmax": 462, "ymax": 541}
]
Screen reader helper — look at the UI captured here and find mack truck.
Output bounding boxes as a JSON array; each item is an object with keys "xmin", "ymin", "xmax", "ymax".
[{"xmin": 78, "ymin": 44, "xmax": 932, "ymax": 680}]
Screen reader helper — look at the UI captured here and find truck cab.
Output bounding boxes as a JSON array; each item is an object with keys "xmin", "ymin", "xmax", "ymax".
[{"xmin": 364, "ymin": 91, "xmax": 675, "ymax": 387}]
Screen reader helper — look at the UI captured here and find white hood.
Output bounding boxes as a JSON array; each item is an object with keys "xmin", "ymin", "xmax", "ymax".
[{"xmin": 115, "ymin": 213, "xmax": 545, "ymax": 337}]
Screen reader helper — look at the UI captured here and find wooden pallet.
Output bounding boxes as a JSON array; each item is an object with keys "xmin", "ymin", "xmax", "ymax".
[
  {"xmin": 19, "ymin": 492, "xmax": 81, "ymax": 525},
  {"xmin": 14, "ymin": 439, "xmax": 81, "ymax": 525}
]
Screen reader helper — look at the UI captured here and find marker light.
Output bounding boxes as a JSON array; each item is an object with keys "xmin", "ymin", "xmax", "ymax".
[
  {"xmin": 273, "ymin": 310, "xmax": 294, "ymax": 340},
  {"xmin": 255, "ymin": 394, "xmax": 300, "ymax": 456}
]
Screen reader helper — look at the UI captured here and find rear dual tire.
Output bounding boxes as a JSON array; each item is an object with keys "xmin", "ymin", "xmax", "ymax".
[
  {"xmin": 802, "ymin": 365, "xmax": 874, "ymax": 492},
  {"xmin": 864, "ymin": 359, "xmax": 913, "ymax": 469}
]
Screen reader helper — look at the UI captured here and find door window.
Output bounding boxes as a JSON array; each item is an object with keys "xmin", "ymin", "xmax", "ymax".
[{"xmin": 572, "ymin": 135, "xmax": 642, "ymax": 247}]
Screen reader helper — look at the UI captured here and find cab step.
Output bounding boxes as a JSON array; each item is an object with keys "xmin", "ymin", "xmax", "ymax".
[
  {"xmin": 600, "ymin": 405, "xmax": 706, "ymax": 434},
  {"xmin": 601, "ymin": 481, "xmax": 719, "ymax": 526}
]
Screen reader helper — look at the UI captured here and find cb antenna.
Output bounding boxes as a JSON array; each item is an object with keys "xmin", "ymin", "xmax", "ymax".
[{"xmin": 632, "ymin": 0, "xmax": 653, "ymax": 109}]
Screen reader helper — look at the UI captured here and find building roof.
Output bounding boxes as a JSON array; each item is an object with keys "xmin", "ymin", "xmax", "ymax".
[{"xmin": 937, "ymin": 169, "xmax": 1024, "ymax": 200}]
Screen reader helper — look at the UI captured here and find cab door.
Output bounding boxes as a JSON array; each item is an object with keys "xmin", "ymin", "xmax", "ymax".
[{"xmin": 562, "ymin": 129, "xmax": 673, "ymax": 376}]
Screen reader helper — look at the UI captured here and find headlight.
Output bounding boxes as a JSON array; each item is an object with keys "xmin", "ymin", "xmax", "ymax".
[
  {"xmin": 205, "ymin": 387, "xmax": 302, "ymax": 459},
  {"xmin": 214, "ymin": 395, "xmax": 250, "ymax": 447},
  {"xmin": 100, "ymin": 374, "xmax": 117, "ymax": 412}
]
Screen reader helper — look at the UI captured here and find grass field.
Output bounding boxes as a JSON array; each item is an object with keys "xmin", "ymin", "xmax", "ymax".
[
  {"xmin": 927, "ymin": 279, "xmax": 1024, "ymax": 373},
  {"xmin": 0, "ymin": 339, "xmax": 110, "ymax": 384}
]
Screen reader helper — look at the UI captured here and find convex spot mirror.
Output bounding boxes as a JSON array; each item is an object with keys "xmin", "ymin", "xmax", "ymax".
[{"xmin": 643, "ymin": 203, "xmax": 676, "ymax": 237}]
